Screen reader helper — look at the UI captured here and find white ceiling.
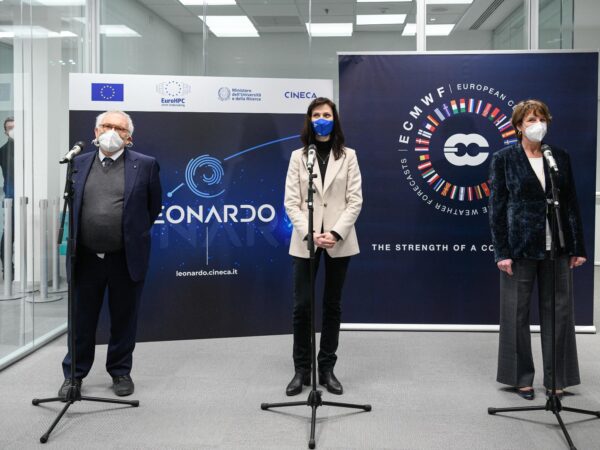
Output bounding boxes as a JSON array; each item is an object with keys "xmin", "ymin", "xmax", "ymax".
[{"xmin": 135, "ymin": 0, "xmax": 523, "ymax": 35}]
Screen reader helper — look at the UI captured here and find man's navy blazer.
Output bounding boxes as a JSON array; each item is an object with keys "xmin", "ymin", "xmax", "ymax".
[
  {"xmin": 488, "ymin": 143, "xmax": 586, "ymax": 263},
  {"xmin": 70, "ymin": 149, "xmax": 162, "ymax": 282}
]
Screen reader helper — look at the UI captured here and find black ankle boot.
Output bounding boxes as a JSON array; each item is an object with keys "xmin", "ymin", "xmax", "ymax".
[
  {"xmin": 319, "ymin": 371, "xmax": 343, "ymax": 395},
  {"xmin": 286, "ymin": 372, "xmax": 310, "ymax": 396}
]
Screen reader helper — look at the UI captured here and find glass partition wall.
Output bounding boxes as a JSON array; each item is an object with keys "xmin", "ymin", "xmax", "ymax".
[
  {"xmin": 0, "ymin": 0, "xmax": 87, "ymax": 369},
  {"xmin": 0, "ymin": 0, "xmax": 581, "ymax": 369}
]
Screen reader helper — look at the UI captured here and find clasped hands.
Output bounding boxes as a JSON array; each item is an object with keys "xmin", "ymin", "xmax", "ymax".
[{"xmin": 313, "ymin": 232, "xmax": 337, "ymax": 249}]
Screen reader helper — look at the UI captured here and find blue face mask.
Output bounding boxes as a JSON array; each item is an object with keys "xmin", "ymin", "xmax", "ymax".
[{"xmin": 312, "ymin": 118, "xmax": 334, "ymax": 137}]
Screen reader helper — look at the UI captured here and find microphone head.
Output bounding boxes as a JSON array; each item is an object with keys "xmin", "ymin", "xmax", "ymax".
[
  {"xmin": 73, "ymin": 141, "xmax": 85, "ymax": 154},
  {"xmin": 307, "ymin": 144, "xmax": 316, "ymax": 153},
  {"xmin": 307, "ymin": 146, "xmax": 316, "ymax": 169},
  {"xmin": 541, "ymin": 144, "xmax": 552, "ymax": 155}
]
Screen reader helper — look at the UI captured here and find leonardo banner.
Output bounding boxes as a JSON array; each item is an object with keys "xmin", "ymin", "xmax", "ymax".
[
  {"xmin": 338, "ymin": 51, "xmax": 598, "ymax": 328},
  {"xmin": 69, "ymin": 73, "xmax": 333, "ymax": 342}
]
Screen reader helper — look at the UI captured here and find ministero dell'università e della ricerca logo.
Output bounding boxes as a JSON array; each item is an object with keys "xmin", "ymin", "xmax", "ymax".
[{"xmin": 397, "ymin": 82, "xmax": 518, "ymax": 217}]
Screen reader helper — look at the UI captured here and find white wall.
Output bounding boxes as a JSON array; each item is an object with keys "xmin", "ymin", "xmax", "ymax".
[
  {"xmin": 101, "ymin": 0, "xmax": 185, "ymax": 75},
  {"xmin": 182, "ymin": 29, "xmax": 492, "ymax": 102}
]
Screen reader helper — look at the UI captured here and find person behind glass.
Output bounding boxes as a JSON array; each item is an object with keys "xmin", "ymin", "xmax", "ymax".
[
  {"xmin": 0, "ymin": 117, "xmax": 14, "ymax": 200},
  {"xmin": 488, "ymin": 99, "xmax": 586, "ymax": 401},
  {"xmin": 0, "ymin": 117, "xmax": 14, "ymax": 275},
  {"xmin": 284, "ymin": 97, "xmax": 363, "ymax": 396},
  {"xmin": 59, "ymin": 111, "xmax": 162, "ymax": 398}
]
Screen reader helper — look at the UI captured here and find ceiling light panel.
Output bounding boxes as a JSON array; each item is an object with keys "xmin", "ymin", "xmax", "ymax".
[
  {"xmin": 180, "ymin": 0, "xmax": 237, "ymax": 5},
  {"xmin": 402, "ymin": 23, "xmax": 455, "ymax": 36},
  {"xmin": 356, "ymin": 14, "xmax": 407, "ymax": 25},
  {"xmin": 198, "ymin": 15, "xmax": 259, "ymax": 37},
  {"xmin": 305, "ymin": 23, "xmax": 353, "ymax": 37}
]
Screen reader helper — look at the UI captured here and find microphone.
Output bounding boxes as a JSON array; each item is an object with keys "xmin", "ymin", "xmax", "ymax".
[
  {"xmin": 542, "ymin": 144, "xmax": 558, "ymax": 173},
  {"xmin": 60, "ymin": 141, "xmax": 85, "ymax": 164},
  {"xmin": 307, "ymin": 144, "xmax": 316, "ymax": 170}
]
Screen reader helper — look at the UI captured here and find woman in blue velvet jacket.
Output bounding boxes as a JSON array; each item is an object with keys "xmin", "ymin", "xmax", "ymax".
[{"xmin": 488, "ymin": 99, "xmax": 586, "ymax": 400}]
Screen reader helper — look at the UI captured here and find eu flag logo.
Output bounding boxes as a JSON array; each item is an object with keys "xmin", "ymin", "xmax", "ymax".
[{"xmin": 91, "ymin": 83, "xmax": 124, "ymax": 101}]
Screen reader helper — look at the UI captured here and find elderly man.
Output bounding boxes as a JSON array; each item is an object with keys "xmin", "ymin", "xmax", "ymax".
[{"xmin": 60, "ymin": 110, "xmax": 162, "ymax": 398}]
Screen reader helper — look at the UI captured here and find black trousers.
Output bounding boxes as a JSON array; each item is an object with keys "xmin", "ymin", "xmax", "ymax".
[
  {"xmin": 292, "ymin": 248, "xmax": 351, "ymax": 374},
  {"xmin": 62, "ymin": 248, "xmax": 144, "ymax": 379},
  {"xmin": 496, "ymin": 254, "xmax": 580, "ymax": 389}
]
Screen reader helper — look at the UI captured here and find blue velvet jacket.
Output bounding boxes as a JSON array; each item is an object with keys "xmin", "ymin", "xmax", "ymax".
[{"xmin": 488, "ymin": 143, "xmax": 586, "ymax": 263}]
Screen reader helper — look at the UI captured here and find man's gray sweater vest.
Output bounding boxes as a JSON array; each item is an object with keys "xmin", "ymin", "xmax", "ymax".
[{"xmin": 80, "ymin": 154, "xmax": 125, "ymax": 253}]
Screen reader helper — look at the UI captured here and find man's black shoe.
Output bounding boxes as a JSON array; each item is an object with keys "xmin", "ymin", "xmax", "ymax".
[
  {"xmin": 58, "ymin": 378, "xmax": 82, "ymax": 401},
  {"xmin": 319, "ymin": 371, "xmax": 343, "ymax": 395},
  {"xmin": 112, "ymin": 375, "xmax": 135, "ymax": 397},
  {"xmin": 286, "ymin": 372, "xmax": 310, "ymax": 396}
]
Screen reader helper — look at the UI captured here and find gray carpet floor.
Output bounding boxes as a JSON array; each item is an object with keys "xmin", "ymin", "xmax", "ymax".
[{"xmin": 1, "ymin": 331, "xmax": 600, "ymax": 449}]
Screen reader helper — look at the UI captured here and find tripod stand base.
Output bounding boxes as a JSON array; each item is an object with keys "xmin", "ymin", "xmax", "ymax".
[
  {"xmin": 32, "ymin": 393, "xmax": 139, "ymax": 443},
  {"xmin": 262, "ymin": 388, "xmax": 371, "ymax": 449},
  {"xmin": 488, "ymin": 395, "xmax": 600, "ymax": 450}
]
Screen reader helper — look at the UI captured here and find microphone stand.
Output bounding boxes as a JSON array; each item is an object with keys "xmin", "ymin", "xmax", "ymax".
[
  {"xmin": 488, "ymin": 164, "xmax": 600, "ymax": 449},
  {"xmin": 261, "ymin": 156, "xmax": 371, "ymax": 449},
  {"xmin": 32, "ymin": 156, "xmax": 139, "ymax": 444}
]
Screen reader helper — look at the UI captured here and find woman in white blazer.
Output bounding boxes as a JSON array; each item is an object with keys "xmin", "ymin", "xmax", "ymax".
[{"xmin": 283, "ymin": 97, "xmax": 363, "ymax": 396}]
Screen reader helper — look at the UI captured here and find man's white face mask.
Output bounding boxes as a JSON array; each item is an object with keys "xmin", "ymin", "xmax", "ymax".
[
  {"xmin": 97, "ymin": 129, "xmax": 124, "ymax": 153},
  {"xmin": 7, "ymin": 129, "xmax": 14, "ymax": 140},
  {"xmin": 524, "ymin": 121, "xmax": 547, "ymax": 143}
]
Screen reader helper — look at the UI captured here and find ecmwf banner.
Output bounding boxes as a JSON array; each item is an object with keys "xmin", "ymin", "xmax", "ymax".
[
  {"xmin": 69, "ymin": 73, "xmax": 333, "ymax": 342},
  {"xmin": 338, "ymin": 51, "xmax": 598, "ymax": 327}
]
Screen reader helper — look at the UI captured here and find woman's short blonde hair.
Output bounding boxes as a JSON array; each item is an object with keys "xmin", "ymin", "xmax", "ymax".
[{"xmin": 511, "ymin": 99, "xmax": 552, "ymax": 138}]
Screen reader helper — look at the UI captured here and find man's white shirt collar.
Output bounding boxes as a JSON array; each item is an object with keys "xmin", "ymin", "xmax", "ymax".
[{"xmin": 98, "ymin": 149, "xmax": 124, "ymax": 161}]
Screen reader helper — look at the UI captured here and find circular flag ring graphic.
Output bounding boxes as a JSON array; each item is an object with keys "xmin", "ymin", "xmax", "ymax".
[{"xmin": 414, "ymin": 98, "xmax": 516, "ymax": 202}]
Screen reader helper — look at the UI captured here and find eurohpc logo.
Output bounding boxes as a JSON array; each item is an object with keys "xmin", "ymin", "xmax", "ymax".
[
  {"xmin": 397, "ymin": 83, "xmax": 518, "ymax": 217},
  {"xmin": 218, "ymin": 87, "xmax": 231, "ymax": 101},
  {"xmin": 156, "ymin": 80, "xmax": 191, "ymax": 107},
  {"xmin": 91, "ymin": 83, "xmax": 124, "ymax": 102},
  {"xmin": 284, "ymin": 91, "xmax": 318, "ymax": 100}
]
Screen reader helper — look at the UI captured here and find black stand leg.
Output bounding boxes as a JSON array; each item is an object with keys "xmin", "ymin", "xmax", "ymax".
[
  {"xmin": 31, "ymin": 156, "xmax": 139, "ymax": 444},
  {"xmin": 488, "ymin": 163, "xmax": 600, "ymax": 450},
  {"xmin": 261, "ymin": 151, "xmax": 371, "ymax": 449}
]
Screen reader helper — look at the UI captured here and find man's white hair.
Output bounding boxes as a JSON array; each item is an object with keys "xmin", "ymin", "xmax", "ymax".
[{"xmin": 95, "ymin": 110, "xmax": 134, "ymax": 135}]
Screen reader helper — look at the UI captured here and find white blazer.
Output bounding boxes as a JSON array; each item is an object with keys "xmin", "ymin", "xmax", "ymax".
[{"xmin": 284, "ymin": 146, "xmax": 362, "ymax": 258}]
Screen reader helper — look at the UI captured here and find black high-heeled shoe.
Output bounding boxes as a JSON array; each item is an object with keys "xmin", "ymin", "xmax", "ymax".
[
  {"xmin": 545, "ymin": 388, "xmax": 564, "ymax": 399},
  {"xmin": 517, "ymin": 387, "xmax": 535, "ymax": 400}
]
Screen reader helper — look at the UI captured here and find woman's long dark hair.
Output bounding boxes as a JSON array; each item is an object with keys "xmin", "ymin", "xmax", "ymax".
[{"xmin": 300, "ymin": 97, "xmax": 345, "ymax": 160}]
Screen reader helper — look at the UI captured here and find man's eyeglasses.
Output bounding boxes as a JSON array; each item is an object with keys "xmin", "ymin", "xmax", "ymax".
[{"xmin": 98, "ymin": 123, "xmax": 130, "ymax": 134}]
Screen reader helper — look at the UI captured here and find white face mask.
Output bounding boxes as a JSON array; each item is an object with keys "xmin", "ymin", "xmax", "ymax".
[
  {"xmin": 523, "ymin": 121, "xmax": 547, "ymax": 143},
  {"xmin": 7, "ymin": 129, "xmax": 14, "ymax": 140},
  {"xmin": 97, "ymin": 129, "xmax": 124, "ymax": 153}
]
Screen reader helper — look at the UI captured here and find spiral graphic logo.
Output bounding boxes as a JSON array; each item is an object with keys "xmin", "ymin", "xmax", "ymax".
[{"xmin": 185, "ymin": 155, "xmax": 226, "ymax": 198}]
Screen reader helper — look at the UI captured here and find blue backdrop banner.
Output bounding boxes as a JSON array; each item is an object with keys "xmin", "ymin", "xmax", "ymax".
[
  {"xmin": 338, "ymin": 51, "xmax": 598, "ymax": 327},
  {"xmin": 69, "ymin": 74, "xmax": 333, "ymax": 342}
]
